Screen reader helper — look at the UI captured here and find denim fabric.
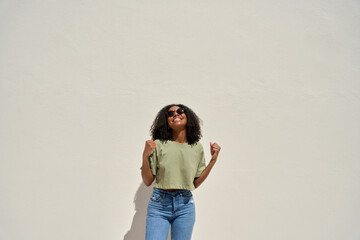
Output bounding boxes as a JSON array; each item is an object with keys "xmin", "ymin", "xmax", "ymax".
[{"xmin": 146, "ymin": 188, "xmax": 196, "ymax": 240}]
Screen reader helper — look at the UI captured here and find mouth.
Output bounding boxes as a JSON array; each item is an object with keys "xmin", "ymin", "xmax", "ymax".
[{"xmin": 173, "ymin": 117, "xmax": 182, "ymax": 122}]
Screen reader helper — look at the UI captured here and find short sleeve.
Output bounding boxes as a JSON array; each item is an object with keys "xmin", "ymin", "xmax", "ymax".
[
  {"xmin": 195, "ymin": 144, "xmax": 206, "ymax": 178},
  {"xmin": 148, "ymin": 147, "xmax": 158, "ymax": 176}
]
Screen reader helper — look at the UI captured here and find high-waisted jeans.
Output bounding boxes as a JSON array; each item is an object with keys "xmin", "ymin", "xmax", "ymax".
[{"xmin": 145, "ymin": 187, "xmax": 196, "ymax": 240}]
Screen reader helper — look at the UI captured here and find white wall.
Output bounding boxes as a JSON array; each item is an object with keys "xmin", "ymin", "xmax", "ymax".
[{"xmin": 0, "ymin": 0, "xmax": 359, "ymax": 239}]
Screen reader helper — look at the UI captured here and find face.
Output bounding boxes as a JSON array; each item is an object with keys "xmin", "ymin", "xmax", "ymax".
[{"xmin": 167, "ymin": 106, "xmax": 187, "ymax": 131}]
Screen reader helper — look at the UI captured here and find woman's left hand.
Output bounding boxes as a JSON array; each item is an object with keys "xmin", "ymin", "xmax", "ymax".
[{"xmin": 210, "ymin": 142, "xmax": 221, "ymax": 161}]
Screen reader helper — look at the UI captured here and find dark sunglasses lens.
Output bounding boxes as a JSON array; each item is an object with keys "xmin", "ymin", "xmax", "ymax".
[
  {"xmin": 177, "ymin": 109, "xmax": 184, "ymax": 115},
  {"xmin": 168, "ymin": 111, "xmax": 175, "ymax": 117}
]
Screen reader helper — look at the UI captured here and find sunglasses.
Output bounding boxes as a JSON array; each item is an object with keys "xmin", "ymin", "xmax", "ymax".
[{"xmin": 167, "ymin": 108, "xmax": 185, "ymax": 117}]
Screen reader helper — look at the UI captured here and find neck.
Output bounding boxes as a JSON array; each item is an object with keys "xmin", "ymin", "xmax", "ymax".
[{"xmin": 172, "ymin": 129, "xmax": 187, "ymax": 143}]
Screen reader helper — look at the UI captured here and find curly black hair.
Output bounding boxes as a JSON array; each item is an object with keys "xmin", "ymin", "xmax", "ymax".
[{"xmin": 150, "ymin": 104, "xmax": 202, "ymax": 145}]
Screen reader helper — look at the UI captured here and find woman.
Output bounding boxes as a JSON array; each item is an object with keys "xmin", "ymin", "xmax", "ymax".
[{"xmin": 141, "ymin": 104, "xmax": 221, "ymax": 240}]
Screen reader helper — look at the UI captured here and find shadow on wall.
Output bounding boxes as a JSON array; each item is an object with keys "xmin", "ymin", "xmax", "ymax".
[{"xmin": 123, "ymin": 183, "xmax": 171, "ymax": 240}]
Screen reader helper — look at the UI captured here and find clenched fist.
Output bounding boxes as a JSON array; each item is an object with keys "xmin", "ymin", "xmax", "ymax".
[
  {"xmin": 143, "ymin": 140, "xmax": 157, "ymax": 158},
  {"xmin": 210, "ymin": 142, "xmax": 221, "ymax": 161}
]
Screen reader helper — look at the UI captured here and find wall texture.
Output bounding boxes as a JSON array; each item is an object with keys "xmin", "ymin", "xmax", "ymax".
[{"xmin": 0, "ymin": 0, "xmax": 359, "ymax": 240}]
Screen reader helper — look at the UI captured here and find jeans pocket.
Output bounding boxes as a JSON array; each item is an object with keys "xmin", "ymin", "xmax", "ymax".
[
  {"xmin": 181, "ymin": 191, "xmax": 193, "ymax": 203},
  {"xmin": 150, "ymin": 193, "xmax": 162, "ymax": 202}
]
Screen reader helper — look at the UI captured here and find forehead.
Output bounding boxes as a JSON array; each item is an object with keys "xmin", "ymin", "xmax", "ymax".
[{"xmin": 168, "ymin": 105, "xmax": 181, "ymax": 111}]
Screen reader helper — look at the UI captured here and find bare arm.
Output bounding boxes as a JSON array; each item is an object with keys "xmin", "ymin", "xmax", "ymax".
[
  {"xmin": 193, "ymin": 158, "xmax": 217, "ymax": 188},
  {"xmin": 141, "ymin": 154, "xmax": 155, "ymax": 186},
  {"xmin": 193, "ymin": 142, "xmax": 221, "ymax": 189},
  {"xmin": 141, "ymin": 140, "xmax": 156, "ymax": 186}
]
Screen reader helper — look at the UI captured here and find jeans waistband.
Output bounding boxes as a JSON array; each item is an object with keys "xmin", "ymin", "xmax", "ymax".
[{"xmin": 153, "ymin": 187, "xmax": 192, "ymax": 197}]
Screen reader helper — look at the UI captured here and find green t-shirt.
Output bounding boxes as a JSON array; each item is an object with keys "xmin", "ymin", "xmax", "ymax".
[{"xmin": 149, "ymin": 139, "xmax": 206, "ymax": 191}]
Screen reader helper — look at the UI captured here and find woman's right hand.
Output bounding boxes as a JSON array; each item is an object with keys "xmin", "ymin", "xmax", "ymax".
[
  {"xmin": 143, "ymin": 140, "xmax": 156, "ymax": 157},
  {"xmin": 142, "ymin": 140, "xmax": 157, "ymax": 186}
]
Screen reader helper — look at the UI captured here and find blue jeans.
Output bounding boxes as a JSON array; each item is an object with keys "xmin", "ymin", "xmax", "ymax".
[{"xmin": 146, "ymin": 188, "xmax": 196, "ymax": 240}]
